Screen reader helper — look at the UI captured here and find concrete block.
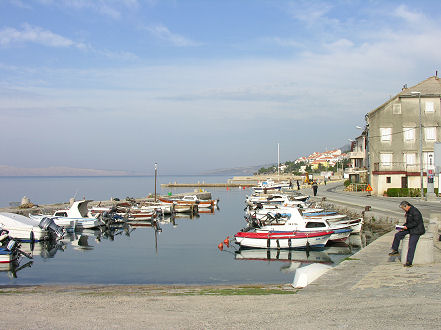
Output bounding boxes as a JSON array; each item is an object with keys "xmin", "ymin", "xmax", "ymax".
[{"xmin": 400, "ymin": 233, "xmax": 434, "ymax": 265}]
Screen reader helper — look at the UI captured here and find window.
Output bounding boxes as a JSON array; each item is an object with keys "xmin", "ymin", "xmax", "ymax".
[
  {"xmin": 423, "ymin": 152, "xmax": 435, "ymax": 168},
  {"xmin": 403, "ymin": 127, "xmax": 415, "ymax": 141},
  {"xmin": 380, "ymin": 128, "xmax": 392, "ymax": 142},
  {"xmin": 386, "ymin": 177, "xmax": 391, "ymax": 183},
  {"xmin": 393, "ymin": 104, "xmax": 401, "ymax": 114},
  {"xmin": 425, "ymin": 101, "xmax": 434, "ymax": 113},
  {"xmin": 404, "ymin": 153, "xmax": 416, "ymax": 165},
  {"xmin": 380, "ymin": 153, "xmax": 392, "ymax": 166},
  {"xmin": 425, "ymin": 127, "xmax": 436, "ymax": 141}
]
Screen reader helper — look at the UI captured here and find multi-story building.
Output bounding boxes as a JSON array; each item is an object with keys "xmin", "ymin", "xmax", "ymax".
[
  {"xmin": 347, "ymin": 132, "xmax": 367, "ymax": 183},
  {"xmin": 365, "ymin": 76, "xmax": 441, "ymax": 195}
]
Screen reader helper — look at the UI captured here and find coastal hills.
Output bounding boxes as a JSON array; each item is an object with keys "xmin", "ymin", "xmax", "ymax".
[
  {"xmin": 0, "ymin": 165, "xmax": 132, "ymax": 177},
  {"xmin": 0, "ymin": 165, "xmax": 265, "ymax": 177}
]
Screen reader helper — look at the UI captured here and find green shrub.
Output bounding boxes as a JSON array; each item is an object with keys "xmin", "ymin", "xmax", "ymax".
[
  {"xmin": 386, "ymin": 188, "xmax": 421, "ymax": 197},
  {"xmin": 344, "ymin": 179, "xmax": 351, "ymax": 187}
]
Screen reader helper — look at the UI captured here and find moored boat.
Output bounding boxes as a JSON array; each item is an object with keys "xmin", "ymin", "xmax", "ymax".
[
  {"xmin": 0, "ymin": 212, "xmax": 51, "ymax": 241},
  {"xmin": 234, "ymin": 230, "xmax": 333, "ymax": 249}
]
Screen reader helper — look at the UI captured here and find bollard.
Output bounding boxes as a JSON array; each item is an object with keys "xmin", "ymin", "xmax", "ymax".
[{"xmin": 401, "ymin": 232, "xmax": 434, "ymax": 265}]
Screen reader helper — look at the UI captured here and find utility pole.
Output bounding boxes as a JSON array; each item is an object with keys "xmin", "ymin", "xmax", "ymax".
[{"xmin": 411, "ymin": 91, "xmax": 424, "ymax": 200}]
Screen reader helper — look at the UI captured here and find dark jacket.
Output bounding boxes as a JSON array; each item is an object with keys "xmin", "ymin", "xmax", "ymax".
[{"xmin": 404, "ymin": 205, "xmax": 425, "ymax": 235}]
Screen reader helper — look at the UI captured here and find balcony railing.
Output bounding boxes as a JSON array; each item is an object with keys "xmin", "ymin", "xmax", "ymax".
[
  {"xmin": 373, "ymin": 162, "xmax": 421, "ymax": 172},
  {"xmin": 348, "ymin": 151, "xmax": 365, "ymax": 159}
]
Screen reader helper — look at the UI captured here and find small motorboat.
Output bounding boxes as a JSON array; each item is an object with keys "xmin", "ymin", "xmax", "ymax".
[
  {"xmin": 30, "ymin": 200, "xmax": 102, "ymax": 229},
  {"xmin": 234, "ymin": 230, "xmax": 333, "ymax": 249},
  {"xmin": 0, "ymin": 212, "xmax": 62, "ymax": 241},
  {"xmin": 252, "ymin": 179, "xmax": 291, "ymax": 193}
]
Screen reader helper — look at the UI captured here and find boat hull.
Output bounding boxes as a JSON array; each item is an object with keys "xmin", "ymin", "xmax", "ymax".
[
  {"xmin": 234, "ymin": 231, "xmax": 332, "ymax": 249},
  {"xmin": 0, "ymin": 213, "xmax": 48, "ymax": 241}
]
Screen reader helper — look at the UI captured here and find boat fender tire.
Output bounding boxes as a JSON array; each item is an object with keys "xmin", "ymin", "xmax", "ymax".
[
  {"xmin": 288, "ymin": 238, "xmax": 291, "ymax": 248},
  {"xmin": 276, "ymin": 239, "xmax": 280, "ymax": 250},
  {"xmin": 267, "ymin": 238, "xmax": 270, "ymax": 248},
  {"xmin": 30, "ymin": 230, "xmax": 34, "ymax": 243}
]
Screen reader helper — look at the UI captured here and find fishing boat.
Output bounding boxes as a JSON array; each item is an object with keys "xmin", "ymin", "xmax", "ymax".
[
  {"xmin": 30, "ymin": 200, "xmax": 102, "ymax": 229},
  {"xmin": 246, "ymin": 207, "xmax": 354, "ymax": 243},
  {"xmin": 234, "ymin": 230, "xmax": 333, "ymax": 249},
  {"xmin": 159, "ymin": 195, "xmax": 217, "ymax": 209}
]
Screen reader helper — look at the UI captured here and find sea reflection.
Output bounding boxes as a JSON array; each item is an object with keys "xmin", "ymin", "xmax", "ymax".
[{"xmin": 233, "ymin": 232, "xmax": 367, "ymax": 274}]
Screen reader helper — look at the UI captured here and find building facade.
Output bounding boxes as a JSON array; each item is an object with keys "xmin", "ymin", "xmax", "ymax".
[
  {"xmin": 366, "ymin": 76, "xmax": 441, "ymax": 195},
  {"xmin": 347, "ymin": 133, "xmax": 368, "ymax": 183}
]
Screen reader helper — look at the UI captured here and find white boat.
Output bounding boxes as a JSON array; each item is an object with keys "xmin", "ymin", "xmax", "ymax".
[
  {"xmin": 0, "ymin": 212, "xmax": 49, "ymax": 241},
  {"xmin": 234, "ymin": 230, "xmax": 333, "ymax": 249},
  {"xmin": 31, "ymin": 200, "xmax": 102, "ymax": 229},
  {"xmin": 251, "ymin": 207, "xmax": 354, "ymax": 243},
  {"xmin": 246, "ymin": 193, "xmax": 308, "ymax": 206},
  {"xmin": 252, "ymin": 179, "xmax": 291, "ymax": 193}
]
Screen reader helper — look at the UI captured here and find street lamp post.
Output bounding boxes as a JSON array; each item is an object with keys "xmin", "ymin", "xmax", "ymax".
[{"xmin": 411, "ymin": 91, "xmax": 424, "ymax": 200}]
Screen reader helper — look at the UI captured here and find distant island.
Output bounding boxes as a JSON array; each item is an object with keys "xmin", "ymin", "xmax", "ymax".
[
  {"xmin": 0, "ymin": 164, "xmax": 266, "ymax": 177},
  {"xmin": 0, "ymin": 165, "xmax": 135, "ymax": 177}
]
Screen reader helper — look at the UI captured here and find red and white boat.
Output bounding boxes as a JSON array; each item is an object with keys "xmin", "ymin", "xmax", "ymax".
[
  {"xmin": 234, "ymin": 230, "xmax": 333, "ymax": 249},
  {"xmin": 159, "ymin": 195, "xmax": 218, "ymax": 209}
]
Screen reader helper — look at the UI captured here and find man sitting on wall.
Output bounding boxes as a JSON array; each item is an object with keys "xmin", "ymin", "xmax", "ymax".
[{"xmin": 389, "ymin": 201, "xmax": 425, "ymax": 267}]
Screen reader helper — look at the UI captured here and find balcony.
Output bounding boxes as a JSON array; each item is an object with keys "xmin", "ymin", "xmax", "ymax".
[
  {"xmin": 373, "ymin": 162, "xmax": 421, "ymax": 173},
  {"xmin": 348, "ymin": 151, "xmax": 365, "ymax": 159}
]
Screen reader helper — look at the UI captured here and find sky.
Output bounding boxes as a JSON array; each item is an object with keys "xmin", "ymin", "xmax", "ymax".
[{"xmin": 1, "ymin": 0, "xmax": 441, "ymax": 174}]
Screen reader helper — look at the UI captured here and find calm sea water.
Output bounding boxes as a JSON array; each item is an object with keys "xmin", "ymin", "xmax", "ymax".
[{"xmin": 0, "ymin": 176, "xmax": 363, "ymax": 285}]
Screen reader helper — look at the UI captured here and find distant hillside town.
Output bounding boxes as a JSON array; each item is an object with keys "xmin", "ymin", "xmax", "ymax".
[{"xmin": 256, "ymin": 149, "xmax": 350, "ymax": 176}]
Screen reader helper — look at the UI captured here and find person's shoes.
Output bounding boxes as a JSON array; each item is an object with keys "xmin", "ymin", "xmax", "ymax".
[
  {"xmin": 388, "ymin": 250, "xmax": 399, "ymax": 256},
  {"xmin": 404, "ymin": 262, "xmax": 412, "ymax": 267}
]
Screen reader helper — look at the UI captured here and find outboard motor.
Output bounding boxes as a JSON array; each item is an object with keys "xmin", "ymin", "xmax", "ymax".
[{"xmin": 38, "ymin": 217, "xmax": 64, "ymax": 239}]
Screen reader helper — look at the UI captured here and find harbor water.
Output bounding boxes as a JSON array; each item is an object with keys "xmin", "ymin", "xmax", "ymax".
[{"xmin": 0, "ymin": 176, "xmax": 366, "ymax": 285}]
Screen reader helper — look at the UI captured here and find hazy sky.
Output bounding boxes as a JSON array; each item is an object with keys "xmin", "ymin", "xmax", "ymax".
[{"xmin": 1, "ymin": 0, "xmax": 440, "ymax": 174}]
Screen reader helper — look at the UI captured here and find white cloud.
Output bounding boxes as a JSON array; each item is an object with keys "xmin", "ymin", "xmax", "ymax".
[
  {"xmin": 288, "ymin": 1, "xmax": 335, "ymax": 25},
  {"xmin": 394, "ymin": 4, "xmax": 424, "ymax": 23},
  {"xmin": 0, "ymin": 24, "xmax": 86, "ymax": 48},
  {"xmin": 145, "ymin": 24, "xmax": 200, "ymax": 47}
]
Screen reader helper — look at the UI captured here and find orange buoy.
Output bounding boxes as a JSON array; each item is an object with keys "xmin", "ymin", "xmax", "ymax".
[
  {"xmin": 223, "ymin": 237, "xmax": 230, "ymax": 247},
  {"xmin": 218, "ymin": 242, "xmax": 224, "ymax": 251}
]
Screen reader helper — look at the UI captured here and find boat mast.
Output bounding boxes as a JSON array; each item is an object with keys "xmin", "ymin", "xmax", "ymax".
[
  {"xmin": 277, "ymin": 143, "xmax": 280, "ymax": 178},
  {"xmin": 154, "ymin": 162, "xmax": 157, "ymax": 202}
]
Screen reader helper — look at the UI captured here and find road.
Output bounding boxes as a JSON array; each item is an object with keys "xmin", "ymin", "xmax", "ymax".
[{"xmin": 302, "ymin": 181, "xmax": 441, "ymax": 219}]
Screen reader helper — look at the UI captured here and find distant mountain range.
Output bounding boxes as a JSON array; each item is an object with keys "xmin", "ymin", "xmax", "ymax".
[
  {"xmin": 0, "ymin": 165, "xmax": 137, "ymax": 177},
  {"xmin": 0, "ymin": 164, "xmax": 271, "ymax": 177}
]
